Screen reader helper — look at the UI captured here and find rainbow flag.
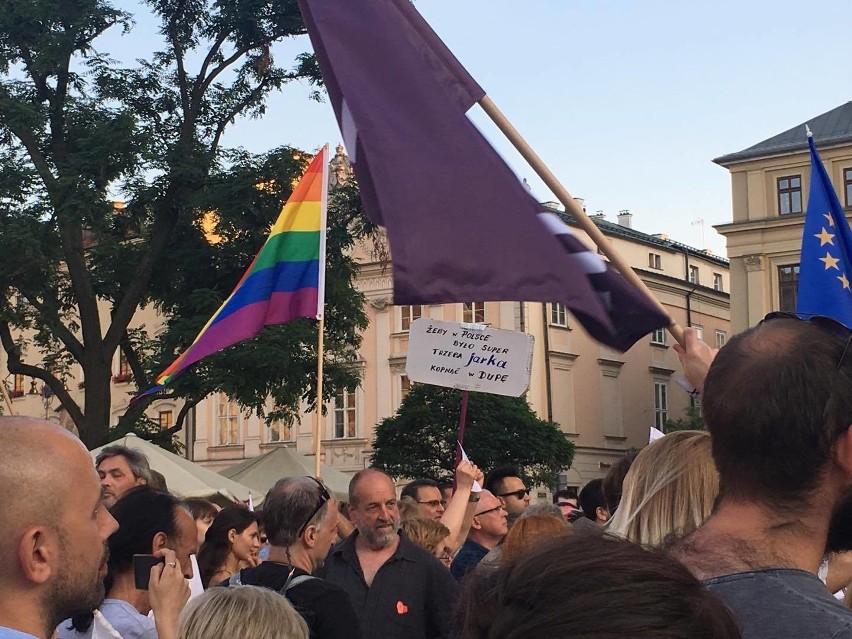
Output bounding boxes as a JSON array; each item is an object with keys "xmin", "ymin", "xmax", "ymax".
[{"xmin": 134, "ymin": 145, "xmax": 328, "ymax": 401}]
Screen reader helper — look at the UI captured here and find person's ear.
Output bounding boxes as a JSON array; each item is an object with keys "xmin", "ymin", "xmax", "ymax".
[
  {"xmin": 18, "ymin": 527, "xmax": 55, "ymax": 585},
  {"xmin": 470, "ymin": 516, "xmax": 482, "ymax": 531},
  {"xmin": 304, "ymin": 525, "xmax": 317, "ymax": 549},
  {"xmin": 227, "ymin": 528, "xmax": 237, "ymax": 544},
  {"xmin": 152, "ymin": 531, "xmax": 168, "ymax": 553},
  {"xmin": 833, "ymin": 424, "xmax": 852, "ymax": 477}
]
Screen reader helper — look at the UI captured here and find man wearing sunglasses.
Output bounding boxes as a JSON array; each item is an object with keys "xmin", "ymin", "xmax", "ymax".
[
  {"xmin": 484, "ymin": 466, "xmax": 530, "ymax": 529},
  {"xmin": 450, "ymin": 490, "xmax": 508, "ymax": 582},
  {"xmin": 232, "ymin": 476, "xmax": 362, "ymax": 639},
  {"xmin": 670, "ymin": 320, "xmax": 852, "ymax": 639}
]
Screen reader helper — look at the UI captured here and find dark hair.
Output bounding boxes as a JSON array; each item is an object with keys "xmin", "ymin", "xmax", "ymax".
[
  {"xmin": 602, "ymin": 451, "xmax": 639, "ymax": 514},
  {"xmin": 184, "ymin": 497, "xmax": 219, "ymax": 522},
  {"xmin": 262, "ymin": 477, "xmax": 330, "ymax": 548},
  {"xmin": 552, "ymin": 488, "xmax": 578, "ymax": 504},
  {"xmin": 401, "ymin": 478, "xmax": 440, "ymax": 501},
  {"xmin": 197, "ymin": 505, "xmax": 258, "ymax": 587},
  {"xmin": 453, "ymin": 534, "xmax": 742, "ymax": 639},
  {"xmin": 578, "ymin": 478, "xmax": 607, "ymax": 521},
  {"xmin": 484, "ymin": 467, "xmax": 521, "ymax": 496},
  {"xmin": 148, "ymin": 469, "xmax": 168, "ymax": 492},
  {"xmin": 70, "ymin": 487, "xmax": 182, "ymax": 632},
  {"xmin": 95, "ymin": 445, "xmax": 153, "ymax": 483},
  {"xmin": 703, "ymin": 318, "xmax": 852, "ymax": 508}
]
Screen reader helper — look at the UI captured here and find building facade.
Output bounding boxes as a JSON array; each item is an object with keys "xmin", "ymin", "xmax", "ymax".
[
  {"xmin": 715, "ymin": 102, "xmax": 852, "ymax": 333},
  {"xmin": 3, "ymin": 148, "xmax": 730, "ymax": 491}
]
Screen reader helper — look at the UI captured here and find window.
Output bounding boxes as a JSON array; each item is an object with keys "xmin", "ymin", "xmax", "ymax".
[
  {"xmin": 651, "ymin": 328, "xmax": 667, "ymax": 345},
  {"xmin": 11, "ymin": 374, "xmax": 24, "ymax": 398},
  {"xmin": 688, "ymin": 265, "xmax": 700, "ymax": 285},
  {"xmin": 713, "ymin": 273, "xmax": 723, "ymax": 292},
  {"xmin": 778, "ymin": 264, "xmax": 800, "ymax": 312},
  {"xmin": 266, "ymin": 420, "xmax": 292, "ymax": 442},
  {"xmin": 158, "ymin": 410, "xmax": 173, "ymax": 429},
  {"xmin": 15, "ymin": 294, "xmax": 26, "ymax": 311},
  {"xmin": 654, "ymin": 382, "xmax": 668, "ymax": 431},
  {"xmin": 334, "ymin": 390, "xmax": 357, "ymax": 438},
  {"xmin": 463, "ymin": 302, "xmax": 485, "ymax": 324},
  {"xmin": 116, "ymin": 350, "xmax": 131, "ymax": 381},
  {"xmin": 400, "ymin": 305, "xmax": 422, "ymax": 332},
  {"xmin": 691, "ymin": 324, "xmax": 704, "ymax": 340},
  {"xmin": 400, "ymin": 375, "xmax": 411, "ymax": 400},
  {"xmin": 550, "ymin": 303, "xmax": 568, "ymax": 327},
  {"xmin": 778, "ymin": 175, "xmax": 802, "ymax": 215},
  {"xmin": 715, "ymin": 330, "xmax": 727, "ymax": 349},
  {"xmin": 216, "ymin": 393, "xmax": 240, "ymax": 445},
  {"xmin": 845, "ymin": 168, "xmax": 852, "ymax": 207},
  {"xmin": 648, "ymin": 253, "xmax": 662, "ymax": 269}
]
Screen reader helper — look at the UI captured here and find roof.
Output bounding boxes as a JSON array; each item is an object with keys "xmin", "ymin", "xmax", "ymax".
[{"xmin": 714, "ymin": 101, "xmax": 852, "ymax": 165}]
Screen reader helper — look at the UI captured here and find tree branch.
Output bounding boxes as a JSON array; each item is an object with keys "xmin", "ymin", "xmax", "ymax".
[
  {"xmin": 119, "ymin": 330, "xmax": 149, "ymax": 389},
  {"xmin": 209, "ymin": 76, "xmax": 273, "ymax": 154},
  {"xmin": 20, "ymin": 291, "xmax": 85, "ymax": 362}
]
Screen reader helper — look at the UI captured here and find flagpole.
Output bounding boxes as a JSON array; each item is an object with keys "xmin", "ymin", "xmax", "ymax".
[
  {"xmin": 477, "ymin": 95, "xmax": 685, "ymax": 346},
  {"xmin": 314, "ymin": 315, "xmax": 325, "ymax": 478}
]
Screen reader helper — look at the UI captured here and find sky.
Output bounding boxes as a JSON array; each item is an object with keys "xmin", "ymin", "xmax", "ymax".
[{"xmin": 106, "ymin": 0, "xmax": 852, "ymax": 257}]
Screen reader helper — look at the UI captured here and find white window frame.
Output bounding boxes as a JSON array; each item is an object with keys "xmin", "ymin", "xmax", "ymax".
[
  {"xmin": 333, "ymin": 389, "xmax": 358, "ymax": 439},
  {"xmin": 266, "ymin": 419, "xmax": 293, "ymax": 443},
  {"xmin": 715, "ymin": 330, "xmax": 727, "ymax": 349},
  {"xmin": 651, "ymin": 328, "xmax": 667, "ymax": 345},
  {"xmin": 713, "ymin": 273, "xmax": 723, "ymax": 292},
  {"xmin": 688, "ymin": 265, "xmax": 700, "ymax": 285},
  {"xmin": 648, "ymin": 253, "xmax": 662, "ymax": 269},
  {"xmin": 550, "ymin": 303, "xmax": 568, "ymax": 327},
  {"xmin": 158, "ymin": 410, "xmax": 173, "ymax": 430},
  {"xmin": 215, "ymin": 393, "xmax": 241, "ymax": 445},
  {"xmin": 463, "ymin": 302, "xmax": 486, "ymax": 324},
  {"xmin": 654, "ymin": 382, "xmax": 668, "ymax": 431},
  {"xmin": 400, "ymin": 305, "xmax": 422, "ymax": 332},
  {"xmin": 691, "ymin": 324, "xmax": 704, "ymax": 340}
]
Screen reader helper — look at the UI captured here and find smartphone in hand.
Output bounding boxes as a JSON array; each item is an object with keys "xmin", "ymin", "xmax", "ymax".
[{"xmin": 133, "ymin": 554, "xmax": 165, "ymax": 590}]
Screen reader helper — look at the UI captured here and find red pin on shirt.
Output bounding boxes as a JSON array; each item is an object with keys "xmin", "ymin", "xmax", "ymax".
[{"xmin": 396, "ymin": 601, "xmax": 409, "ymax": 615}]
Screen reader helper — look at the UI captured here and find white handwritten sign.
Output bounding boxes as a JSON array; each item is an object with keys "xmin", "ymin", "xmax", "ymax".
[{"xmin": 405, "ymin": 318, "xmax": 534, "ymax": 397}]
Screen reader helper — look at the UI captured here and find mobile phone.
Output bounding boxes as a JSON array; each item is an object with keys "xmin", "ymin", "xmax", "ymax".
[{"xmin": 133, "ymin": 554, "xmax": 165, "ymax": 590}]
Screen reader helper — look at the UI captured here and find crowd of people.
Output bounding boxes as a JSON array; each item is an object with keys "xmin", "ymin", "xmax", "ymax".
[{"xmin": 4, "ymin": 315, "xmax": 852, "ymax": 638}]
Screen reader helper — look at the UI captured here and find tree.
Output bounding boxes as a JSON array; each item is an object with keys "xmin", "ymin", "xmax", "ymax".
[
  {"xmin": 371, "ymin": 385, "xmax": 575, "ymax": 488},
  {"xmin": 664, "ymin": 405, "xmax": 705, "ymax": 433},
  {"xmin": 0, "ymin": 0, "xmax": 369, "ymax": 447}
]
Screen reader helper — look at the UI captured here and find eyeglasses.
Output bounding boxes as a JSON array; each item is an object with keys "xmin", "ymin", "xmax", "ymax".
[
  {"xmin": 760, "ymin": 312, "xmax": 852, "ymax": 371},
  {"xmin": 297, "ymin": 476, "xmax": 331, "ymax": 538},
  {"xmin": 475, "ymin": 504, "xmax": 506, "ymax": 517},
  {"xmin": 416, "ymin": 499, "xmax": 447, "ymax": 508},
  {"xmin": 496, "ymin": 488, "xmax": 529, "ymax": 500}
]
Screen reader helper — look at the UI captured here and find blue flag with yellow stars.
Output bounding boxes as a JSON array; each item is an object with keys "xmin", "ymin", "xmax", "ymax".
[{"xmin": 796, "ymin": 130, "xmax": 852, "ymax": 327}]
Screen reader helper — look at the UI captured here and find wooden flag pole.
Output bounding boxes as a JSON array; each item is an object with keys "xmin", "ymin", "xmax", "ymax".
[
  {"xmin": 1, "ymin": 379, "xmax": 14, "ymax": 416},
  {"xmin": 478, "ymin": 95, "xmax": 685, "ymax": 347},
  {"xmin": 313, "ymin": 315, "xmax": 325, "ymax": 479}
]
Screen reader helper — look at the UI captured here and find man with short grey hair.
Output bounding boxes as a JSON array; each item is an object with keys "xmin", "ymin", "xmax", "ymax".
[
  {"xmin": 232, "ymin": 477, "xmax": 361, "ymax": 639},
  {"xmin": 320, "ymin": 468, "xmax": 458, "ymax": 639},
  {"xmin": 95, "ymin": 445, "xmax": 152, "ymax": 507}
]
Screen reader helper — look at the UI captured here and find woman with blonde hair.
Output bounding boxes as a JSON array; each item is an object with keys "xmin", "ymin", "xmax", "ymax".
[
  {"xmin": 179, "ymin": 585, "xmax": 308, "ymax": 639},
  {"xmin": 402, "ymin": 516, "xmax": 453, "ymax": 567},
  {"xmin": 608, "ymin": 430, "xmax": 718, "ymax": 547}
]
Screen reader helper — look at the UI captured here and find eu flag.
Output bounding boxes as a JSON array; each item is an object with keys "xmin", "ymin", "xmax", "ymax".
[{"xmin": 796, "ymin": 131, "xmax": 852, "ymax": 327}]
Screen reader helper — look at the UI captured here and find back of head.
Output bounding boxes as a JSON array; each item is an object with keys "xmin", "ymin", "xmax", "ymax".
[
  {"xmin": 95, "ymin": 444, "xmax": 153, "ymax": 484},
  {"xmin": 484, "ymin": 467, "xmax": 519, "ymax": 496},
  {"xmin": 578, "ymin": 478, "xmax": 607, "ymax": 522},
  {"xmin": 179, "ymin": 585, "xmax": 308, "ymax": 639},
  {"xmin": 263, "ymin": 477, "xmax": 330, "ymax": 547},
  {"xmin": 501, "ymin": 515, "xmax": 569, "ymax": 564},
  {"xmin": 454, "ymin": 534, "xmax": 741, "ymax": 639},
  {"xmin": 552, "ymin": 488, "xmax": 578, "ymax": 504},
  {"xmin": 401, "ymin": 517, "xmax": 450, "ymax": 554},
  {"xmin": 703, "ymin": 318, "xmax": 852, "ymax": 508},
  {"xmin": 183, "ymin": 498, "xmax": 219, "ymax": 522},
  {"xmin": 603, "ymin": 450, "xmax": 638, "ymax": 514},
  {"xmin": 397, "ymin": 496, "xmax": 420, "ymax": 522},
  {"xmin": 401, "ymin": 478, "xmax": 439, "ymax": 501},
  {"xmin": 107, "ymin": 487, "xmax": 181, "ymax": 576},
  {"xmin": 608, "ymin": 431, "xmax": 718, "ymax": 547}
]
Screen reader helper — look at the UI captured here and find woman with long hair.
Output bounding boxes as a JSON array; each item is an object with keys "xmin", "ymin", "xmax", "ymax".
[{"xmin": 197, "ymin": 505, "xmax": 261, "ymax": 588}]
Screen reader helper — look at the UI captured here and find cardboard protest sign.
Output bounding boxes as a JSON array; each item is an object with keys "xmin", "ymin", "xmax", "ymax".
[{"xmin": 405, "ymin": 318, "xmax": 534, "ymax": 397}]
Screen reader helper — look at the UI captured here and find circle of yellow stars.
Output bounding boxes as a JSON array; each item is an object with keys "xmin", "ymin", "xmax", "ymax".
[{"xmin": 815, "ymin": 212, "xmax": 851, "ymax": 290}]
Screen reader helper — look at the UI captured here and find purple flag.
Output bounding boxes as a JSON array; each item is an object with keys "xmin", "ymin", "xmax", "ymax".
[{"xmin": 298, "ymin": 0, "xmax": 669, "ymax": 351}]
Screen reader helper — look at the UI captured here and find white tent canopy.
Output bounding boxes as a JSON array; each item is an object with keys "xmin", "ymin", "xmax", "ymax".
[
  {"xmin": 90, "ymin": 433, "xmax": 258, "ymax": 507},
  {"xmin": 221, "ymin": 447, "xmax": 352, "ymax": 502}
]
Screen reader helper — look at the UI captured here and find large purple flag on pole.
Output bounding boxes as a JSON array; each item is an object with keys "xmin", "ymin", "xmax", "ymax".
[{"xmin": 297, "ymin": 0, "xmax": 668, "ymax": 351}]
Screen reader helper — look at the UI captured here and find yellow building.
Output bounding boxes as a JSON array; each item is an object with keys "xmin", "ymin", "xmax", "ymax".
[
  {"xmin": 3, "ymin": 148, "xmax": 729, "ymax": 492},
  {"xmin": 715, "ymin": 101, "xmax": 852, "ymax": 333}
]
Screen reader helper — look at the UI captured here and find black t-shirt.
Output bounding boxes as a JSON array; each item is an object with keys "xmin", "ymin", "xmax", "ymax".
[{"xmin": 233, "ymin": 562, "xmax": 363, "ymax": 639}]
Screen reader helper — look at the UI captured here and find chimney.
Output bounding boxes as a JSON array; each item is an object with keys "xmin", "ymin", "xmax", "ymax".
[
  {"xmin": 573, "ymin": 197, "xmax": 586, "ymax": 213},
  {"xmin": 617, "ymin": 209, "xmax": 633, "ymax": 228}
]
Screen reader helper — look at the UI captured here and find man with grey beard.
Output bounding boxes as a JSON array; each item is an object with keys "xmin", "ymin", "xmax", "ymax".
[{"xmin": 319, "ymin": 469, "xmax": 457, "ymax": 639}]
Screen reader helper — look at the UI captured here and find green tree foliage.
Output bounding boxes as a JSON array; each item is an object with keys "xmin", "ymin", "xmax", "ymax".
[
  {"xmin": 0, "ymin": 0, "xmax": 369, "ymax": 447},
  {"xmin": 372, "ymin": 385, "xmax": 575, "ymax": 488},
  {"xmin": 664, "ymin": 405, "xmax": 705, "ymax": 433}
]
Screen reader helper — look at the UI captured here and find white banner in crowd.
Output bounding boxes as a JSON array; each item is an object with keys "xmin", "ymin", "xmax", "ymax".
[{"xmin": 406, "ymin": 318, "xmax": 534, "ymax": 397}]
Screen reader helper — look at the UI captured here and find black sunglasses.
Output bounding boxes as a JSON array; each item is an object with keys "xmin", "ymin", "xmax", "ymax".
[
  {"xmin": 496, "ymin": 488, "xmax": 529, "ymax": 500},
  {"xmin": 297, "ymin": 476, "xmax": 331, "ymax": 538},
  {"xmin": 760, "ymin": 312, "xmax": 852, "ymax": 370}
]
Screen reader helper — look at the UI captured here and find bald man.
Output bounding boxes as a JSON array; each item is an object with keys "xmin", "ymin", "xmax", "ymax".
[{"xmin": 0, "ymin": 417, "xmax": 118, "ymax": 639}]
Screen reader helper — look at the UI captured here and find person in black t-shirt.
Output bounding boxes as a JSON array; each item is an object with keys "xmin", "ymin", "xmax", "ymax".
[{"xmin": 228, "ymin": 476, "xmax": 362, "ymax": 639}]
